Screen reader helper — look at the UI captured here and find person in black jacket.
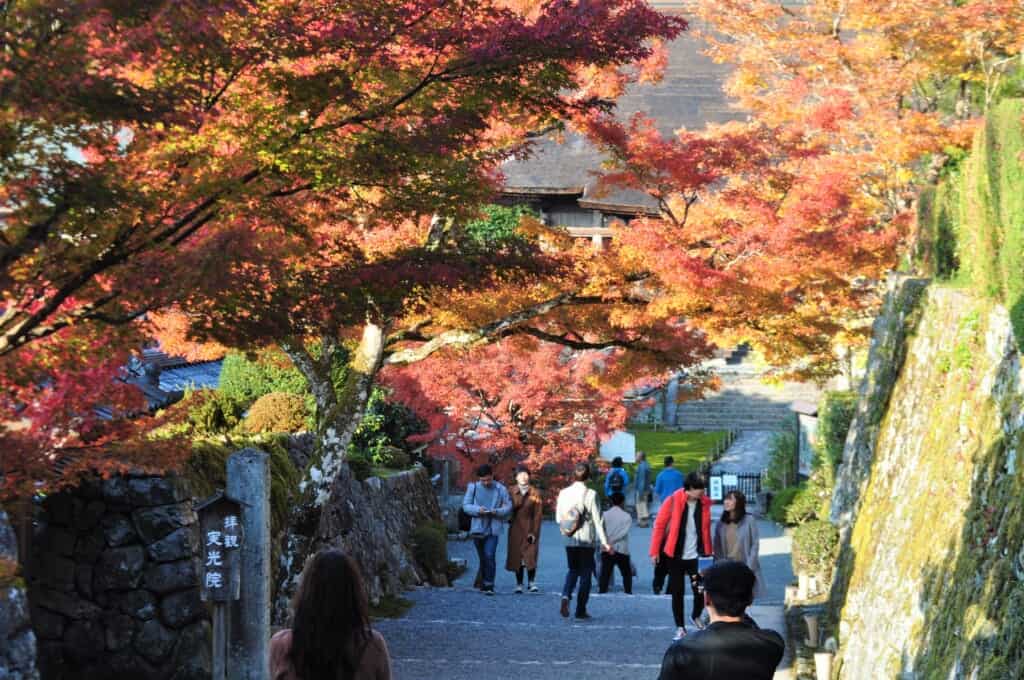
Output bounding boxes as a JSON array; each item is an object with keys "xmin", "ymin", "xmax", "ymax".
[{"xmin": 658, "ymin": 560, "xmax": 784, "ymax": 680}]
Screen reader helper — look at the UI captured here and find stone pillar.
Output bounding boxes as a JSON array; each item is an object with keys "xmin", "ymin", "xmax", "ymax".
[
  {"xmin": 227, "ymin": 449, "xmax": 270, "ymax": 680},
  {"xmin": 1, "ymin": 509, "xmax": 40, "ymax": 679}
]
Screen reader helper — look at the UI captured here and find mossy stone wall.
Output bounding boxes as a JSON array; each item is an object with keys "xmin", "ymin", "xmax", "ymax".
[{"xmin": 831, "ymin": 285, "xmax": 1024, "ymax": 679}]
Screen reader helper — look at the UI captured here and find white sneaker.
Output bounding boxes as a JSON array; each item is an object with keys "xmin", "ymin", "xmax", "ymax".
[
  {"xmin": 673, "ymin": 627, "xmax": 686, "ymax": 641},
  {"xmin": 514, "ymin": 584, "xmax": 523, "ymax": 594},
  {"xmin": 528, "ymin": 583, "xmax": 539, "ymax": 593}
]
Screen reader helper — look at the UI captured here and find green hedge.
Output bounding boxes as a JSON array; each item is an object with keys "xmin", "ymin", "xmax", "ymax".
[
  {"xmin": 768, "ymin": 486, "xmax": 800, "ymax": 525},
  {"xmin": 792, "ymin": 519, "xmax": 839, "ymax": 578},
  {"xmin": 817, "ymin": 390, "xmax": 858, "ymax": 484},
  {"xmin": 764, "ymin": 430, "xmax": 798, "ymax": 491},
  {"xmin": 218, "ymin": 349, "xmax": 310, "ymax": 406},
  {"xmin": 917, "ymin": 99, "xmax": 1024, "ymax": 347}
]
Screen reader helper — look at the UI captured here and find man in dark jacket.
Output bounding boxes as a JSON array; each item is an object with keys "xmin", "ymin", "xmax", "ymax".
[{"xmin": 658, "ymin": 560, "xmax": 784, "ymax": 680}]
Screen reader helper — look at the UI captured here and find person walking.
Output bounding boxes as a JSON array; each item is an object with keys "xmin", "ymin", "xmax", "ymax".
[
  {"xmin": 604, "ymin": 456, "xmax": 630, "ymax": 501},
  {"xmin": 657, "ymin": 560, "xmax": 784, "ymax": 680},
  {"xmin": 651, "ymin": 456, "xmax": 685, "ymax": 593},
  {"xmin": 506, "ymin": 465, "xmax": 544, "ymax": 594},
  {"xmin": 635, "ymin": 451, "xmax": 653, "ymax": 528},
  {"xmin": 650, "ymin": 472, "xmax": 713, "ymax": 640},
  {"xmin": 271, "ymin": 549, "xmax": 392, "ymax": 680},
  {"xmin": 462, "ymin": 464, "xmax": 512, "ymax": 595},
  {"xmin": 599, "ymin": 492, "xmax": 633, "ymax": 594},
  {"xmin": 556, "ymin": 462, "xmax": 612, "ymax": 620},
  {"xmin": 713, "ymin": 490, "xmax": 767, "ymax": 601}
]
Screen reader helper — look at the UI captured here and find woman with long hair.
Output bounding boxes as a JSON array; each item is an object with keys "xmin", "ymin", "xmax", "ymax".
[
  {"xmin": 712, "ymin": 490, "xmax": 766, "ymax": 601},
  {"xmin": 270, "ymin": 549, "xmax": 392, "ymax": 680}
]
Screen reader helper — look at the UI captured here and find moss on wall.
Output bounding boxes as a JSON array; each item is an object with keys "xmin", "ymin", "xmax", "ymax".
[{"xmin": 832, "ymin": 287, "xmax": 1024, "ymax": 678}]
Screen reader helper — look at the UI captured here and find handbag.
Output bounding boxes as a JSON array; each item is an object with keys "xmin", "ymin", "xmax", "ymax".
[
  {"xmin": 458, "ymin": 483, "xmax": 476, "ymax": 532},
  {"xmin": 559, "ymin": 489, "xmax": 592, "ymax": 537}
]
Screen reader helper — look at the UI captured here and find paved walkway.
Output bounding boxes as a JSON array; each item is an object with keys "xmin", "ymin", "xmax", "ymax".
[
  {"xmin": 378, "ymin": 514, "xmax": 793, "ymax": 679},
  {"xmin": 712, "ymin": 430, "xmax": 777, "ymax": 474}
]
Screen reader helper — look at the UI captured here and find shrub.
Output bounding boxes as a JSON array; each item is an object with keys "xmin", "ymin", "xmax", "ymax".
[
  {"xmin": 243, "ymin": 392, "xmax": 310, "ymax": 433},
  {"xmin": 768, "ymin": 486, "xmax": 800, "ymax": 525},
  {"xmin": 411, "ymin": 521, "xmax": 448, "ymax": 575},
  {"xmin": 374, "ymin": 445, "xmax": 411, "ymax": 469},
  {"xmin": 792, "ymin": 519, "xmax": 840, "ymax": 580},
  {"xmin": 817, "ymin": 391, "xmax": 858, "ymax": 477},
  {"xmin": 764, "ymin": 430, "xmax": 798, "ymax": 491},
  {"xmin": 349, "ymin": 387, "xmax": 426, "ymax": 468},
  {"xmin": 219, "ymin": 349, "xmax": 309, "ymax": 405},
  {"xmin": 347, "ymin": 452, "xmax": 373, "ymax": 482},
  {"xmin": 784, "ymin": 472, "xmax": 835, "ymax": 526},
  {"xmin": 186, "ymin": 390, "xmax": 246, "ymax": 435},
  {"xmin": 463, "ymin": 204, "xmax": 535, "ymax": 247}
]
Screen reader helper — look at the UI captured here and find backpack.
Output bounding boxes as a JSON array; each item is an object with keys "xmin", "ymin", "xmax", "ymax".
[
  {"xmin": 457, "ymin": 484, "xmax": 476, "ymax": 532},
  {"xmin": 608, "ymin": 468, "xmax": 625, "ymax": 493},
  {"xmin": 559, "ymin": 489, "xmax": 593, "ymax": 537}
]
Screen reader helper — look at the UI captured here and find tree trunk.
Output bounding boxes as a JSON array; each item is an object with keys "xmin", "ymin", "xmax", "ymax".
[{"xmin": 274, "ymin": 323, "xmax": 385, "ymax": 622}]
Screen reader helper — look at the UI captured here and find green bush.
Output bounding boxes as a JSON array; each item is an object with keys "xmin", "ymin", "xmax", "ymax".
[
  {"xmin": 784, "ymin": 484, "xmax": 820, "ymax": 525},
  {"xmin": 347, "ymin": 452, "xmax": 373, "ymax": 482},
  {"xmin": 349, "ymin": 387, "xmax": 425, "ymax": 468},
  {"xmin": 463, "ymin": 204, "xmax": 536, "ymax": 247},
  {"xmin": 792, "ymin": 519, "xmax": 840, "ymax": 579},
  {"xmin": 218, "ymin": 349, "xmax": 309, "ymax": 405},
  {"xmin": 817, "ymin": 390, "xmax": 858, "ymax": 483},
  {"xmin": 183, "ymin": 390, "xmax": 245, "ymax": 436},
  {"xmin": 764, "ymin": 430, "xmax": 798, "ymax": 491},
  {"xmin": 243, "ymin": 392, "xmax": 310, "ymax": 433},
  {"xmin": 768, "ymin": 486, "xmax": 800, "ymax": 525},
  {"xmin": 411, "ymin": 521, "xmax": 448, "ymax": 575}
]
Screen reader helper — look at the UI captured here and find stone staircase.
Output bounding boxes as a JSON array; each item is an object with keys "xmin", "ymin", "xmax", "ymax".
[{"xmin": 674, "ymin": 353, "xmax": 822, "ymax": 432}]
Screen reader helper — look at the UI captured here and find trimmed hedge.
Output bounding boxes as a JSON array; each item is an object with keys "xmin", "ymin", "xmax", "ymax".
[
  {"xmin": 792, "ymin": 519, "xmax": 839, "ymax": 580},
  {"xmin": 768, "ymin": 485, "xmax": 800, "ymax": 525},
  {"xmin": 243, "ymin": 392, "xmax": 310, "ymax": 433},
  {"xmin": 411, "ymin": 521, "xmax": 448, "ymax": 576}
]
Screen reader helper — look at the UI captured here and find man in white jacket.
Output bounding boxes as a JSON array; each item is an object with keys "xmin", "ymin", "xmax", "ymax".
[{"xmin": 556, "ymin": 463, "xmax": 612, "ymax": 620}]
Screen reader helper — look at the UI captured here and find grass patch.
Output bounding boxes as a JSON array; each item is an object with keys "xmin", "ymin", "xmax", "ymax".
[
  {"xmin": 627, "ymin": 427, "xmax": 729, "ymax": 474},
  {"xmin": 369, "ymin": 594, "xmax": 413, "ymax": 619}
]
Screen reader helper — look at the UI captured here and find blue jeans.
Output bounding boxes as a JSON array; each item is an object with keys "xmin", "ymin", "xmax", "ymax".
[
  {"xmin": 562, "ymin": 547, "xmax": 595, "ymax": 615},
  {"xmin": 473, "ymin": 535, "xmax": 498, "ymax": 588}
]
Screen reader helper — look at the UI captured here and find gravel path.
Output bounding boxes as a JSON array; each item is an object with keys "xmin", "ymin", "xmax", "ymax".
[{"xmin": 378, "ymin": 514, "xmax": 793, "ymax": 680}]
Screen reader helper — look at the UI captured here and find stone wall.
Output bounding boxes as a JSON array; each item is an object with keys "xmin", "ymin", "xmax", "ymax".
[
  {"xmin": 829, "ymin": 284, "xmax": 1024, "ymax": 679},
  {"xmin": 1, "ymin": 509, "xmax": 39, "ymax": 679},
  {"xmin": 27, "ymin": 475, "xmax": 210, "ymax": 680},
  {"xmin": 274, "ymin": 465, "xmax": 443, "ymax": 623}
]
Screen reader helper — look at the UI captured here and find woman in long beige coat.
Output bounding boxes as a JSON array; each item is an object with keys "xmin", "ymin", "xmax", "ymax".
[{"xmin": 506, "ymin": 466, "xmax": 544, "ymax": 593}]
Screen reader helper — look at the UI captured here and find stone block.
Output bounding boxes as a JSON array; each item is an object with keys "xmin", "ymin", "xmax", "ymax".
[
  {"xmin": 146, "ymin": 527, "xmax": 197, "ymax": 563},
  {"xmin": 42, "ymin": 527, "xmax": 76, "ymax": 557},
  {"xmin": 132, "ymin": 503, "xmax": 196, "ymax": 545},
  {"xmin": 158, "ymin": 589, "xmax": 205, "ymax": 629},
  {"xmin": 95, "ymin": 545, "xmax": 146, "ymax": 591},
  {"xmin": 168, "ymin": 620, "xmax": 211, "ymax": 680},
  {"xmin": 65, "ymin": 619, "xmax": 105, "ymax": 662},
  {"xmin": 74, "ymin": 530, "xmax": 106, "ymax": 564},
  {"xmin": 36, "ymin": 552, "xmax": 76, "ymax": 592},
  {"xmin": 101, "ymin": 514, "xmax": 138, "ymax": 547},
  {"xmin": 0, "ymin": 510, "xmax": 18, "ymax": 561},
  {"xmin": 44, "ymin": 494, "xmax": 78, "ymax": 527},
  {"xmin": 143, "ymin": 559, "xmax": 198, "ymax": 594},
  {"xmin": 78, "ymin": 475, "xmax": 104, "ymax": 500},
  {"xmin": 74, "ymin": 500, "xmax": 106, "ymax": 532},
  {"xmin": 127, "ymin": 476, "xmax": 191, "ymax": 507},
  {"xmin": 33, "ymin": 587, "xmax": 101, "ymax": 620},
  {"xmin": 0, "ymin": 584, "xmax": 30, "ymax": 639},
  {"xmin": 2, "ymin": 629, "xmax": 39, "ymax": 679},
  {"xmin": 30, "ymin": 604, "xmax": 65, "ymax": 640},
  {"xmin": 104, "ymin": 612, "xmax": 137, "ymax": 651},
  {"xmin": 107, "ymin": 651, "xmax": 158, "ymax": 680},
  {"xmin": 102, "ymin": 477, "xmax": 130, "ymax": 504},
  {"xmin": 114, "ymin": 590, "xmax": 157, "ymax": 621},
  {"xmin": 76, "ymin": 564, "xmax": 94, "ymax": 600},
  {"xmin": 134, "ymin": 618, "xmax": 178, "ymax": 663}
]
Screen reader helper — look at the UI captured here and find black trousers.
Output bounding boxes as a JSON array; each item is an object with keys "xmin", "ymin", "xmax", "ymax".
[
  {"xmin": 665, "ymin": 556, "xmax": 703, "ymax": 628},
  {"xmin": 598, "ymin": 553, "xmax": 632, "ymax": 594},
  {"xmin": 653, "ymin": 558, "xmax": 668, "ymax": 593}
]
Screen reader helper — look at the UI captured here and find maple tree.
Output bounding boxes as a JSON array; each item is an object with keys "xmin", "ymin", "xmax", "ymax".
[{"xmin": 0, "ymin": 0, "xmax": 686, "ymax": 495}]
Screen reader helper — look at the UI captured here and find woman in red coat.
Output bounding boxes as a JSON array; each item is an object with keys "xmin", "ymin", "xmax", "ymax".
[{"xmin": 649, "ymin": 471, "xmax": 713, "ymax": 641}]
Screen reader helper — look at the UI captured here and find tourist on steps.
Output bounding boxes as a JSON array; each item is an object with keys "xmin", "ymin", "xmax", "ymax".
[
  {"xmin": 650, "ymin": 472, "xmax": 713, "ymax": 640},
  {"xmin": 599, "ymin": 492, "xmax": 633, "ymax": 594},
  {"xmin": 556, "ymin": 462, "xmax": 612, "ymax": 620},
  {"xmin": 506, "ymin": 465, "xmax": 543, "ymax": 593},
  {"xmin": 270, "ymin": 549, "xmax": 393, "ymax": 680},
  {"xmin": 651, "ymin": 456, "xmax": 685, "ymax": 593},
  {"xmin": 635, "ymin": 450, "xmax": 653, "ymax": 528},
  {"xmin": 462, "ymin": 464, "xmax": 512, "ymax": 595},
  {"xmin": 657, "ymin": 560, "xmax": 784, "ymax": 680},
  {"xmin": 713, "ymin": 490, "xmax": 767, "ymax": 601}
]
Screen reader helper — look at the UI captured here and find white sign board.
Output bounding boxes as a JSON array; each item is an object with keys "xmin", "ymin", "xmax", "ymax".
[
  {"xmin": 709, "ymin": 476, "xmax": 724, "ymax": 501},
  {"xmin": 722, "ymin": 474, "xmax": 738, "ymax": 488},
  {"xmin": 599, "ymin": 430, "xmax": 637, "ymax": 463}
]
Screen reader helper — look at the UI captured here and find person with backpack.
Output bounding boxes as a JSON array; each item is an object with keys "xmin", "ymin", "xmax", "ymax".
[
  {"xmin": 556, "ymin": 462, "xmax": 612, "ymax": 620},
  {"xmin": 604, "ymin": 456, "xmax": 631, "ymax": 500},
  {"xmin": 462, "ymin": 464, "xmax": 512, "ymax": 595}
]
